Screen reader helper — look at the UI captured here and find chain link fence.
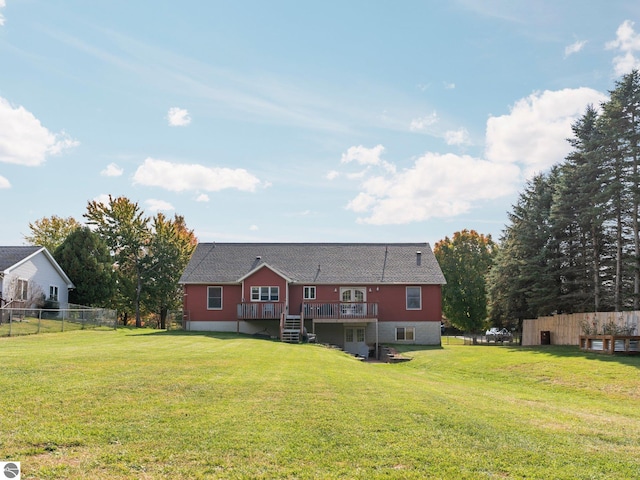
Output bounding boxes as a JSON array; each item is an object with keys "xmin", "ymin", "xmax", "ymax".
[
  {"xmin": 460, "ymin": 331, "xmax": 521, "ymax": 345},
  {"xmin": 0, "ymin": 306, "xmax": 117, "ymax": 337}
]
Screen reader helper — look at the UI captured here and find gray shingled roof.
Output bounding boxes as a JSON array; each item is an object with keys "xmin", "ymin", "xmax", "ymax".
[
  {"xmin": 0, "ymin": 246, "xmax": 41, "ymax": 271},
  {"xmin": 179, "ymin": 243, "xmax": 446, "ymax": 285}
]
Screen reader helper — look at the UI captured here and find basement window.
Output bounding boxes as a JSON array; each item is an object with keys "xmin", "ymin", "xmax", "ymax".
[{"xmin": 395, "ymin": 327, "xmax": 415, "ymax": 341}]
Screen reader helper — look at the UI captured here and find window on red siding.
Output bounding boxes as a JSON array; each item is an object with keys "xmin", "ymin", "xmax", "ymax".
[
  {"xmin": 207, "ymin": 286, "xmax": 223, "ymax": 309},
  {"xmin": 406, "ymin": 286, "xmax": 421, "ymax": 310},
  {"xmin": 251, "ymin": 286, "xmax": 279, "ymax": 301},
  {"xmin": 303, "ymin": 286, "xmax": 316, "ymax": 300}
]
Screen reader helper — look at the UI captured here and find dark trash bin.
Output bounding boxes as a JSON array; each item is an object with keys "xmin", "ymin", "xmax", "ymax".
[{"xmin": 540, "ymin": 330, "xmax": 551, "ymax": 345}]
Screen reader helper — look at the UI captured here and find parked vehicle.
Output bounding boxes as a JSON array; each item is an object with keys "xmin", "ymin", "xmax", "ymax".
[{"xmin": 485, "ymin": 327, "xmax": 513, "ymax": 342}]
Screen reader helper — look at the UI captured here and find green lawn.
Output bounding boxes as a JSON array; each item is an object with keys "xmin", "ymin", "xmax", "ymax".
[{"xmin": 1, "ymin": 330, "xmax": 639, "ymax": 479}]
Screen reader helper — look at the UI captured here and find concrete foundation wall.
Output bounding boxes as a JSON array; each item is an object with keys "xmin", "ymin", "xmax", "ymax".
[
  {"xmin": 187, "ymin": 320, "xmax": 279, "ymax": 336},
  {"xmin": 186, "ymin": 319, "xmax": 442, "ymax": 346},
  {"xmin": 377, "ymin": 321, "xmax": 441, "ymax": 345}
]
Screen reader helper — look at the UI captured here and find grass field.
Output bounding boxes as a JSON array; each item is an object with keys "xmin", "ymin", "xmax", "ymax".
[{"xmin": 1, "ymin": 329, "xmax": 639, "ymax": 479}]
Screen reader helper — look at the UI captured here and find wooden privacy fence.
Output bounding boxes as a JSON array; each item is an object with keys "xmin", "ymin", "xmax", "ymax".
[{"xmin": 523, "ymin": 311, "xmax": 640, "ymax": 346}]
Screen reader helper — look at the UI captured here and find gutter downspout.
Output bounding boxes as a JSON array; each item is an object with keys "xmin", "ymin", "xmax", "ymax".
[{"xmin": 239, "ymin": 281, "xmax": 244, "ymax": 334}]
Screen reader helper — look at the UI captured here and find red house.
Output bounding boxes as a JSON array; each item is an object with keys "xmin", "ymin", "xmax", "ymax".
[{"xmin": 179, "ymin": 243, "xmax": 446, "ymax": 356}]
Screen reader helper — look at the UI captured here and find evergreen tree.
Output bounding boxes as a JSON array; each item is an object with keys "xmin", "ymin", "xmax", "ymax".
[
  {"xmin": 599, "ymin": 95, "xmax": 631, "ymax": 311},
  {"xmin": 551, "ymin": 105, "xmax": 608, "ymax": 311},
  {"xmin": 489, "ymin": 70, "xmax": 640, "ymax": 321},
  {"xmin": 510, "ymin": 171, "xmax": 561, "ymax": 316},
  {"xmin": 486, "ymin": 233, "xmax": 530, "ymax": 333},
  {"xmin": 607, "ymin": 71, "xmax": 640, "ymax": 309},
  {"xmin": 54, "ymin": 227, "xmax": 116, "ymax": 307}
]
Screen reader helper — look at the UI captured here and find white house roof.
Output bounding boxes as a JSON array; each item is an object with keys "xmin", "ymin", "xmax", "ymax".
[
  {"xmin": 0, "ymin": 246, "xmax": 75, "ymax": 288},
  {"xmin": 0, "ymin": 246, "xmax": 41, "ymax": 271},
  {"xmin": 179, "ymin": 243, "xmax": 446, "ymax": 285}
]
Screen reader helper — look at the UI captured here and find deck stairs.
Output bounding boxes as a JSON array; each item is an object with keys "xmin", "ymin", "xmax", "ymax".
[{"xmin": 281, "ymin": 314, "xmax": 302, "ymax": 343}]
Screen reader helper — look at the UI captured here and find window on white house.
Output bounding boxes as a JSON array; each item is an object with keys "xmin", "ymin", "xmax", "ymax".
[
  {"xmin": 16, "ymin": 279, "xmax": 28, "ymax": 301},
  {"xmin": 303, "ymin": 286, "xmax": 316, "ymax": 300},
  {"xmin": 207, "ymin": 286, "xmax": 223, "ymax": 310},
  {"xmin": 49, "ymin": 285, "xmax": 59, "ymax": 302},
  {"xmin": 406, "ymin": 286, "xmax": 421, "ymax": 310},
  {"xmin": 251, "ymin": 286, "xmax": 279, "ymax": 302},
  {"xmin": 395, "ymin": 327, "xmax": 415, "ymax": 341}
]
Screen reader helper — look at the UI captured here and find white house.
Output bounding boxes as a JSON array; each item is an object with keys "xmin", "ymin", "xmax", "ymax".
[{"xmin": 0, "ymin": 246, "xmax": 75, "ymax": 308}]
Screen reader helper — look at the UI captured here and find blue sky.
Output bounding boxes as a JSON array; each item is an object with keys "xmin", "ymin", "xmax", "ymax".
[{"xmin": 1, "ymin": 1, "xmax": 639, "ymax": 247}]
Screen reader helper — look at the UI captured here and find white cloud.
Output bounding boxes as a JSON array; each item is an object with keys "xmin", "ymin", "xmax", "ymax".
[
  {"xmin": 47, "ymin": 131, "xmax": 79, "ymax": 155},
  {"xmin": 444, "ymin": 128, "xmax": 470, "ymax": 146},
  {"xmin": 0, "ymin": 0, "xmax": 5, "ymax": 26},
  {"xmin": 340, "ymin": 144, "xmax": 396, "ymax": 174},
  {"xmin": 443, "ymin": 82, "xmax": 456, "ymax": 90},
  {"xmin": 0, "ymin": 175, "xmax": 10, "ymax": 188},
  {"xmin": 409, "ymin": 112, "xmax": 439, "ymax": 132},
  {"xmin": 346, "ymin": 169, "xmax": 370, "ymax": 180},
  {"xmin": 93, "ymin": 194, "xmax": 111, "ymax": 205},
  {"xmin": 346, "ymin": 192, "xmax": 376, "ymax": 213},
  {"xmin": 0, "ymin": 97, "xmax": 79, "ymax": 166},
  {"xmin": 341, "ymin": 144, "xmax": 385, "ymax": 165},
  {"xmin": 606, "ymin": 20, "xmax": 640, "ymax": 76},
  {"xmin": 346, "ymin": 152, "xmax": 520, "ymax": 225},
  {"xmin": 133, "ymin": 157, "xmax": 262, "ymax": 192},
  {"xmin": 564, "ymin": 40, "xmax": 587, "ymax": 57},
  {"xmin": 249, "ymin": 224, "xmax": 259, "ymax": 231},
  {"xmin": 145, "ymin": 198, "xmax": 175, "ymax": 212},
  {"xmin": 326, "ymin": 170, "xmax": 339, "ymax": 180},
  {"xmin": 101, "ymin": 163, "xmax": 124, "ymax": 177},
  {"xmin": 342, "ymin": 86, "xmax": 608, "ymax": 225},
  {"xmin": 195, "ymin": 193, "xmax": 209, "ymax": 202},
  {"xmin": 167, "ymin": 107, "xmax": 191, "ymax": 126},
  {"xmin": 485, "ymin": 87, "xmax": 607, "ymax": 177}
]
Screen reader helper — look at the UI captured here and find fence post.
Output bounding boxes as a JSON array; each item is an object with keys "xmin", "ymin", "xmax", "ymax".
[
  {"xmin": 61, "ymin": 308, "xmax": 65, "ymax": 332},
  {"xmin": 37, "ymin": 309, "xmax": 42, "ymax": 334},
  {"xmin": 8, "ymin": 310, "xmax": 12, "ymax": 337}
]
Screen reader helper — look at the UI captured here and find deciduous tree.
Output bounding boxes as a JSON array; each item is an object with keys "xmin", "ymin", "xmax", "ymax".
[
  {"xmin": 143, "ymin": 213, "xmax": 197, "ymax": 329},
  {"xmin": 434, "ymin": 230, "xmax": 497, "ymax": 333},
  {"xmin": 85, "ymin": 195, "xmax": 150, "ymax": 327},
  {"xmin": 24, "ymin": 215, "xmax": 81, "ymax": 253}
]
